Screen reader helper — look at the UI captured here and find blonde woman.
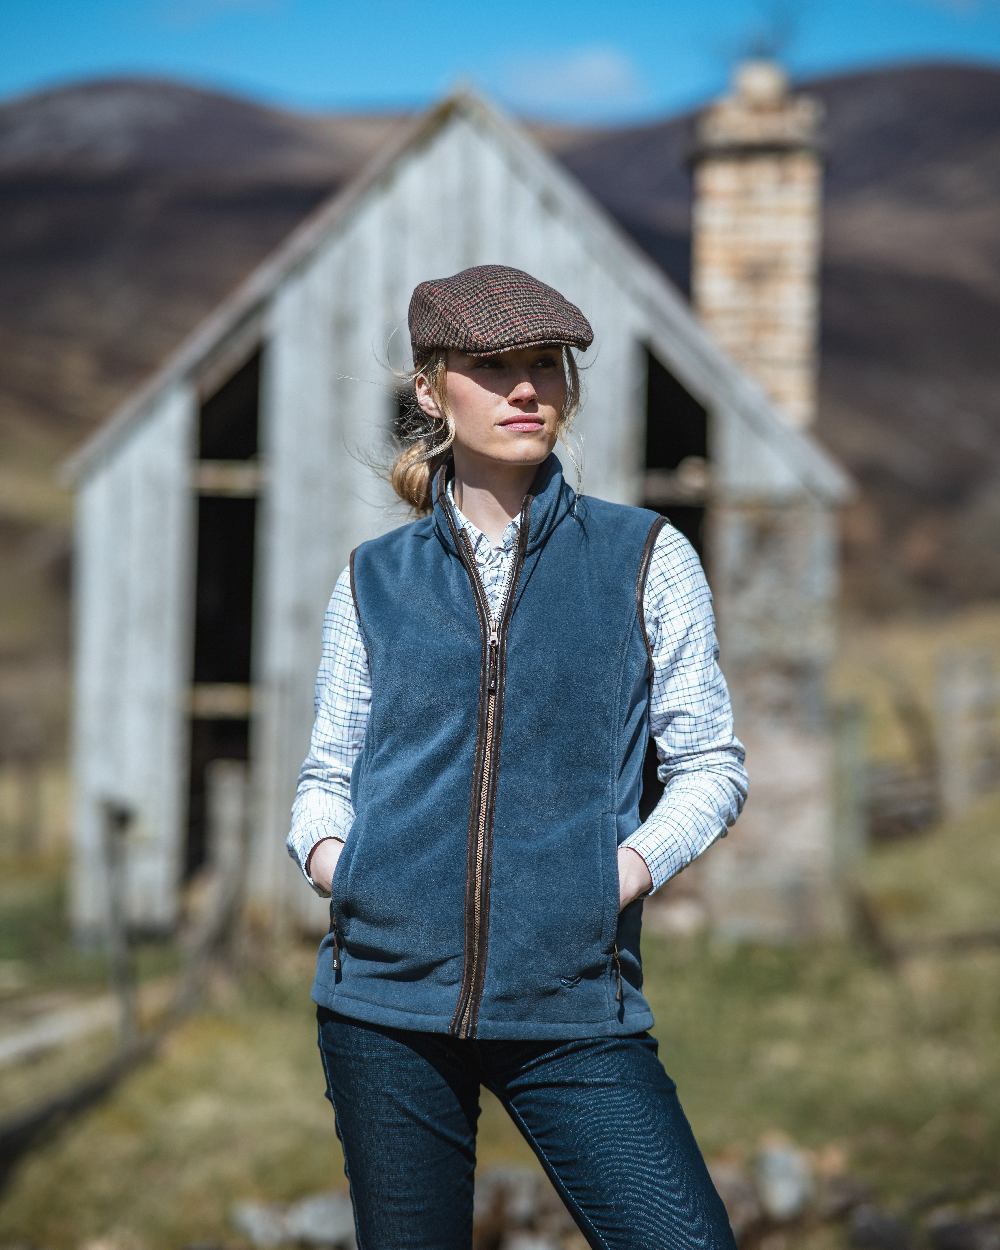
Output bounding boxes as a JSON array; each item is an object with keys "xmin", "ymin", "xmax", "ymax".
[{"xmin": 288, "ymin": 264, "xmax": 748, "ymax": 1249}]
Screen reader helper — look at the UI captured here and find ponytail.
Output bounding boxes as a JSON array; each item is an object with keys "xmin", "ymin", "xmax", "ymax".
[{"xmin": 385, "ymin": 348, "xmax": 454, "ymax": 516}]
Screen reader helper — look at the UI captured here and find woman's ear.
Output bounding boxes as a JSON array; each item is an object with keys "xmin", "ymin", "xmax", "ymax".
[{"xmin": 414, "ymin": 371, "xmax": 441, "ymax": 420}]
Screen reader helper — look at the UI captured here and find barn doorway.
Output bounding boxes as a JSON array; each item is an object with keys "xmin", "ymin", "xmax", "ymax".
[
  {"xmin": 638, "ymin": 343, "xmax": 711, "ymax": 824},
  {"xmin": 185, "ymin": 344, "xmax": 264, "ymax": 881}
]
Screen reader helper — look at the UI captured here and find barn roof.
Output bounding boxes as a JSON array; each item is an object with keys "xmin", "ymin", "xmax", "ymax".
[{"xmin": 58, "ymin": 83, "xmax": 855, "ymax": 504}]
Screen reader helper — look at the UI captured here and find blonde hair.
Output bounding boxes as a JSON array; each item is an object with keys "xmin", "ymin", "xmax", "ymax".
[{"xmin": 379, "ymin": 345, "xmax": 586, "ymax": 517}]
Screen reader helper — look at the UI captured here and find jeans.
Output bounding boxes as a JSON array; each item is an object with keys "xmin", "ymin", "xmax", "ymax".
[{"xmin": 316, "ymin": 1004, "xmax": 738, "ymax": 1250}]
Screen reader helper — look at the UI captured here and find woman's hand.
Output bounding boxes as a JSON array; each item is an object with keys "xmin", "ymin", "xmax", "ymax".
[
  {"xmin": 618, "ymin": 847, "xmax": 653, "ymax": 911},
  {"xmin": 309, "ymin": 837, "xmax": 345, "ymax": 895}
]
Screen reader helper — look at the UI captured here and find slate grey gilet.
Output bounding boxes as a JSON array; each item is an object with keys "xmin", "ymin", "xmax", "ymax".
[{"xmin": 310, "ymin": 450, "xmax": 670, "ymax": 1040}]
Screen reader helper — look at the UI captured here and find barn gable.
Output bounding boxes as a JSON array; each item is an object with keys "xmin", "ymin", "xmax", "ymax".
[{"xmin": 58, "ymin": 85, "xmax": 852, "ymax": 508}]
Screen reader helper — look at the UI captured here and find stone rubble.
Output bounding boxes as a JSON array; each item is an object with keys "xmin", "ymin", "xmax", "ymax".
[{"xmin": 213, "ymin": 1140, "xmax": 1000, "ymax": 1250}]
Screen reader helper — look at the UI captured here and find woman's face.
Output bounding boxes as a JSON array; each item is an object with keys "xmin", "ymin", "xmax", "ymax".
[{"xmin": 417, "ymin": 344, "xmax": 566, "ymax": 470}]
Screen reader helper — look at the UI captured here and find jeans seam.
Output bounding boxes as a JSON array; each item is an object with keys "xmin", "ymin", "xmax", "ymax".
[
  {"xmin": 493, "ymin": 1089, "xmax": 613, "ymax": 1250},
  {"xmin": 316, "ymin": 1019, "xmax": 367, "ymax": 1250}
]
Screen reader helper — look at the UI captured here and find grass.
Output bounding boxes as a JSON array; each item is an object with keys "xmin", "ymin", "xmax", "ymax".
[
  {"xmin": 829, "ymin": 600, "xmax": 1000, "ymax": 765},
  {"xmin": 0, "ymin": 604, "xmax": 997, "ymax": 1248},
  {"xmin": 1, "ymin": 790, "xmax": 998, "ymax": 1248},
  {"xmin": 0, "ymin": 851, "xmax": 183, "ymax": 1002}
]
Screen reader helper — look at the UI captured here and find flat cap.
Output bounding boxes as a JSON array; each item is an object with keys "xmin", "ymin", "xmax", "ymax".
[{"xmin": 408, "ymin": 263, "xmax": 593, "ymax": 363}]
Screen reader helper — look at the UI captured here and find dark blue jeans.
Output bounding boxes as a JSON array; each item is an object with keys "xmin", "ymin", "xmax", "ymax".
[{"xmin": 316, "ymin": 1004, "xmax": 738, "ymax": 1249}]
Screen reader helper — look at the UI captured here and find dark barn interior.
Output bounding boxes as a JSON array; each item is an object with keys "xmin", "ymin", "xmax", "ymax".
[
  {"xmin": 185, "ymin": 346, "xmax": 262, "ymax": 879},
  {"xmin": 638, "ymin": 344, "xmax": 711, "ymax": 823}
]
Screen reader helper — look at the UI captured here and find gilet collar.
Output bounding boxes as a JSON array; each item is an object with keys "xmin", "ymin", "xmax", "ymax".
[{"xmin": 431, "ymin": 450, "xmax": 576, "ymax": 557}]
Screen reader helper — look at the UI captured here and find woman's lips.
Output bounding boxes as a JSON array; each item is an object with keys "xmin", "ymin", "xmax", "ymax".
[{"xmin": 500, "ymin": 419, "xmax": 544, "ymax": 431}]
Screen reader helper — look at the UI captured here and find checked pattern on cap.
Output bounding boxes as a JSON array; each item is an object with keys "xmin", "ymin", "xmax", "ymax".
[{"xmin": 408, "ymin": 263, "xmax": 594, "ymax": 360}]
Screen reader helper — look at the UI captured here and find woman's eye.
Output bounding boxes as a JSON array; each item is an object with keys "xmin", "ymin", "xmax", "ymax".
[{"xmin": 474, "ymin": 355, "xmax": 557, "ymax": 370}]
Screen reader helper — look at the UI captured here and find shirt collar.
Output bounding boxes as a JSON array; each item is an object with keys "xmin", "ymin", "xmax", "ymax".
[
  {"xmin": 431, "ymin": 451, "xmax": 573, "ymax": 559},
  {"xmin": 446, "ymin": 474, "xmax": 521, "ymax": 555}
]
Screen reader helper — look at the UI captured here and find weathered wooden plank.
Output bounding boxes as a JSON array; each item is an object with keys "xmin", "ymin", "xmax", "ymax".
[
  {"xmin": 69, "ymin": 384, "xmax": 195, "ymax": 940},
  {"xmin": 68, "ymin": 469, "xmax": 116, "ymax": 942},
  {"xmin": 469, "ymin": 122, "xmax": 515, "ymax": 266},
  {"xmin": 569, "ymin": 255, "xmax": 644, "ymax": 504},
  {"xmin": 384, "ymin": 146, "xmax": 437, "ymax": 351},
  {"xmin": 121, "ymin": 385, "xmax": 195, "ymax": 931},
  {"xmin": 252, "ymin": 267, "xmax": 337, "ymax": 915},
  {"xmin": 428, "ymin": 113, "xmax": 478, "ymax": 274}
]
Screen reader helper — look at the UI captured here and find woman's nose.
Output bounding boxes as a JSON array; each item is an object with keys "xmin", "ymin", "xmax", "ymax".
[{"xmin": 509, "ymin": 378, "xmax": 537, "ymax": 403}]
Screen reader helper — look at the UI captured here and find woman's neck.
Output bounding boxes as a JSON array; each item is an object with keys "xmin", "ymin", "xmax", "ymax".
[{"xmin": 451, "ymin": 457, "xmax": 538, "ymax": 547}]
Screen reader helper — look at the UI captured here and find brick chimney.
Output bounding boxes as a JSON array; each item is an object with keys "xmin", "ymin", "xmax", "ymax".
[{"xmin": 688, "ymin": 59, "xmax": 825, "ymax": 430}]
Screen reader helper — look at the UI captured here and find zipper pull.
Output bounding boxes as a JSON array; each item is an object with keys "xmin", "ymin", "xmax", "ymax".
[
  {"xmin": 612, "ymin": 941, "xmax": 623, "ymax": 1003},
  {"xmin": 329, "ymin": 901, "xmax": 341, "ymax": 972},
  {"xmin": 488, "ymin": 620, "xmax": 499, "ymax": 692}
]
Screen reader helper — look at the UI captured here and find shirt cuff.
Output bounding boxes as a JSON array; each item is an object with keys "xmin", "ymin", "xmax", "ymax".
[
  {"xmin": 620, "ymin": 820, "xmax": 729, "ymax": 898},
  {"xmin": 291, "ymin": 825, "xmax": 347, "ymax": 898}
]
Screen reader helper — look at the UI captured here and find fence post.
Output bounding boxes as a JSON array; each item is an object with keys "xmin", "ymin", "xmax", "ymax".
[
  {"xmin": 204, "ymin": 758, "xmax": 248, "ymax": 971},
  {"xmin": 936, "ymin": 647, "xmax": 1000, "ymax": 819},
  {"xmin": 99, "ymin": 797, "xmax": 139, "ymax": 1048},
  {"xmin": 831, "ymin": 696, "xmax": 869, "ymax": 879}
]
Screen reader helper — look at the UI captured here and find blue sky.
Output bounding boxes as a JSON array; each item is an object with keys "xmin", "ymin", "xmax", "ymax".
[{"xmin": 4, "ymin": 0, "xmax": 1000, "ymax": 122}]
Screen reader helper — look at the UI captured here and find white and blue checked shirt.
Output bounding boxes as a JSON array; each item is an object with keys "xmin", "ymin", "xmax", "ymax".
[{"xmin": 288, "ymin": 476, "xmax": 749, "ymax": 899}]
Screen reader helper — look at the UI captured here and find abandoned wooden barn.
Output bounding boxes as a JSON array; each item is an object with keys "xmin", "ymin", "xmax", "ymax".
[{"xmin": 59, "ymin": 60, "xmax": 856, "ymax": 948}]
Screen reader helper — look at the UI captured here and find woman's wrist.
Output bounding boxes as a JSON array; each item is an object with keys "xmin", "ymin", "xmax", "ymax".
[
  {"xmin": 618, "ymin": 846, "xmax": 654, "ymax": 909},
  {"xmin": 306, "ymin": 836, "xmax": 343, "ymax": 891}
]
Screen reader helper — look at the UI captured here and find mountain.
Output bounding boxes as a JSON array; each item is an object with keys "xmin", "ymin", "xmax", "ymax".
[
  {"xmin": 553, "ymin": 61, "xmax": 1000, "ymax": 610},
  {"xmin": 1, "ymin": 61, "xmax": 998, "ymax": 710}
]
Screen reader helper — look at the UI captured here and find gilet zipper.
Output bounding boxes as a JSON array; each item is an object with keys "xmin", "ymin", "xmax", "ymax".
[
  {"xmin": 612, "ymin": 938, "xmax": 624, "ymax": 1004},
  {"xmin": 329, "ymin": 898, "xmax": 341, "ymax": 972},
  {"xmin": 442, "ymin": 487, "xmax": 532, "ymax": 1038}
]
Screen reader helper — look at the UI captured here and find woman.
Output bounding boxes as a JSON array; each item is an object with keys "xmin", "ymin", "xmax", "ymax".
[{"xmin": 288, "ymin": 263, "xmax": 749, "ymax": 1249}]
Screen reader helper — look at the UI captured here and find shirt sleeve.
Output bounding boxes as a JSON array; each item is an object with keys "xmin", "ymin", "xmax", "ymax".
[
  {"xmin": 619, "ymin": 523, "xmax": 749, "ymax": 897},
  {"xmin": 286, "ymin": 562, "xmax": 371, "ymax": 898}
]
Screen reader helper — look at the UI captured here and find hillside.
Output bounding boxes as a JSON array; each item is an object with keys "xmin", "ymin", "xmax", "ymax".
[
  {"xmin": 1, "ymin": 61, "xmax": 998, "ymax": 734},
  {"xmin": 553, "ymin": 61, "xmax": 1000, "ymax": 610}
]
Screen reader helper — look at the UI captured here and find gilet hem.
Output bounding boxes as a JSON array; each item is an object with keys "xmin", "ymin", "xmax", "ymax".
[{"xmin": 310, "ymin": 985, "xmax": 655, "ymax": 1040}]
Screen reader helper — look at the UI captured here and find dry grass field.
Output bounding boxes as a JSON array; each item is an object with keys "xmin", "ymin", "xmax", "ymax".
[{"xmin": 0, "ymin": 603, "xmax": 997, "ymax": 1249}]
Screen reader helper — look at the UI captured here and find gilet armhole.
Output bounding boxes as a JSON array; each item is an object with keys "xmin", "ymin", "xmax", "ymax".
[
  {"xmin": 637, "ymin": 516, "xmax": 669, "ymax": 679},
  {"xmin": 348, "ymin": 545, "xmax": 369, "ymax": 653}
]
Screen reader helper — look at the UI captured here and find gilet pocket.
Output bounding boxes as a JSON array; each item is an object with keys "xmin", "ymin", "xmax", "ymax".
[
  {"xmin": 601, "ymin": 824, "xmax": 622, "ymax": 953},
  {"xmin": 328, "ymin": 830, "xmax": 357, "ymax": 935}
]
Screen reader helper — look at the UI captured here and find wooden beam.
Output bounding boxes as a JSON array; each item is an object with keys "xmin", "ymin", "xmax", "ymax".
[
  {"xmin": 191, "ymin": 461, "xmax": 266, "ymax": 497},
  {"xmin": 642, "ymin": 463, "xmax": 710, "ymax": 507},
  {"xmin": 188, "ymin": 684, "xmax": 255, "ymax": 719}
]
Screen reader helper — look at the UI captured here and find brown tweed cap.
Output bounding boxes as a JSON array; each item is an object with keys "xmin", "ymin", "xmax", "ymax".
[{"xmin": 408, "ymin": 263, "xmax": 593, "ymax": 364}]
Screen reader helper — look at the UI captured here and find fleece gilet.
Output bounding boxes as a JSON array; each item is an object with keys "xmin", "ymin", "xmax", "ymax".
[{"xmin": 310, "ymin": 450, "xmax": 668, "ymax": 1040}]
